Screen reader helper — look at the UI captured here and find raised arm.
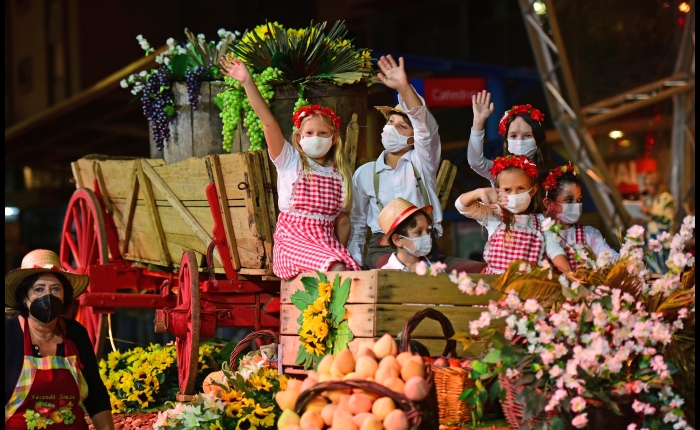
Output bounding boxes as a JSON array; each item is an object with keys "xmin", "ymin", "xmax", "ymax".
[
  {"xmin": 377, "ymin": 55, "xmax": 421, "ymax": 109},
  {"xmin": 220, "ymin": 55, "xmax": 285, "ymax": 159},
  {"xmin": 467, "ymin": 91, "xmax": 496, "ymax": 181}
]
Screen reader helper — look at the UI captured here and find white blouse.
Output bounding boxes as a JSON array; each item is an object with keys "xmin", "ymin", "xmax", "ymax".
[{"xmin": 559, "ymin": 225, "xmax": 620, "ymax": 260}]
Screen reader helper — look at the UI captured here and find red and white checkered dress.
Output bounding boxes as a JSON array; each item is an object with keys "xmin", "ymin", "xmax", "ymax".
[
  {"xmin": 561, "ymin": 224, "xmax": 586, "ymax": 270},
  {"xmin": 483, "ymin": 214, "xmax": 544, "ymax": 274},
  {"xmin": 273, "ymin": 168, "xmax": 360, "ymax": 279}
]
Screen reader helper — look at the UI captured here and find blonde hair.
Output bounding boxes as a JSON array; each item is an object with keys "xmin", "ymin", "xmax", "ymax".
[{"xmin": 291, "ymin": 113, "xmax": 353, "ymax": 210}]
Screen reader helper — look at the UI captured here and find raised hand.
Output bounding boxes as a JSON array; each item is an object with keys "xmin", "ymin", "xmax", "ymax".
[
  {"xmin": 480, "ymin": 188, "xmax": 505, "ymax": 208},
  {"xmin": 377, "ymin": 55, "xmax": 409, "ymax": 91},
  {"xmin": 472, "ymin": 90, "xmax": 495, "ymax": 131},
  {"xmin": 219, "ymin": 54, "xmax": 252, "ymax": 85}
]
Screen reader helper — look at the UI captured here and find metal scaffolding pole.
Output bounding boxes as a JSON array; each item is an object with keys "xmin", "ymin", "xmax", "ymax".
[{"xmin": 517, "ymin": 0, "xmax": 631, "ymax": 239}]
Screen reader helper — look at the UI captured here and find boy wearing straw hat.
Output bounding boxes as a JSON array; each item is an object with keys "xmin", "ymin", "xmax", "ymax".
[
  {"xmin": 348, "ymin": 55, "xmax": 484, "ymax": 273},
  {"xmin": 378, "ymin": 198, "xmax": 445, "ymax": 273}
]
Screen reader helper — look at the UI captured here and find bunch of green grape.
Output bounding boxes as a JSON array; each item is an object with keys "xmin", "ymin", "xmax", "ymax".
[
  {"xmin": 219, "ymin": 67, "xmax": 282, "ymax": 152},
  {"xmin": 293, "ymin": 96, "xmax": 310, "ymax": 119}
]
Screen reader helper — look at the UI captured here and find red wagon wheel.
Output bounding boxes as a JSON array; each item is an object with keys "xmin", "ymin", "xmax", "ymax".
[
  {"xmin": 59, "ymin": 188, "xmax": 109, "ymax": 356},
  {"xmin": 177, "ymin": 250, "xmax": 201, "ymax": 396}
]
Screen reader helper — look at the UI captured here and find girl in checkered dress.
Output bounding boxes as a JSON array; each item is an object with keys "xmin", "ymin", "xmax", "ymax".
[
  {"xmin": 455, "ymin": 155, "xmax": 572, "ymax": 275},
  {"xmin": 541, "ymin": 164, "xmax": 619, "ymax": 270},
  {"xmin": 221, "ymin": 55, "xmax": 360, "ymax": 279}
]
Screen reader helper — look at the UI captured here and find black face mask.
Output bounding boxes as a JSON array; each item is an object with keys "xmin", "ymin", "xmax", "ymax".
[{"xmin": 28, "ymin": 295, "xmax": 64, "ymax": 323}]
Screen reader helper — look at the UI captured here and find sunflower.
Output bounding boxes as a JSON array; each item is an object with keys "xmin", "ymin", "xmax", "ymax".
[
  {"xmin": 127, "ymin": 388, "xmax": 154, "ymax": 408},
  {"xmin": 302, "ymin": 298, "xmax": 328, "ymax": 319},
  {"xmin": 318, "ymin": 282, "xmax": 333, "ymax": 302},
  {"xmin": 226, "ymin": 398, "xmax": 255, "ymax": 419},
  {"xmin": 220, "ymin": 389, "xmax": 244, "ymax": 403},
  {"xmin": 301, "ymin": 336, "xmax": 326, "ymax": 355},
  {"xmin": 109, "ymin": 393, "xmax": 126, "ymax": 413},
  {"xmin": 248, "ymin": 404, "xmax": 276, "ymax": 428},
  {"xmin": 249, "ymin": 374, "xmax": 273, "ymax": 391},
  {"xmin": 311, "ymin": 320, "xmax": 329, "ymax": 341},
  {"xmin": 236, "ymin": 417, "xmax": 257, "ymax": 430},
  {"xmin": 210, "ymin": 421, "xmax": 224, "ymax": 430}
]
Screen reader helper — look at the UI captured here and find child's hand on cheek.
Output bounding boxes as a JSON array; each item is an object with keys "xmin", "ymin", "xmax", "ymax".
[{"xmin": 479, "ymin": 188, "xmax": 502, "ymax": 209}]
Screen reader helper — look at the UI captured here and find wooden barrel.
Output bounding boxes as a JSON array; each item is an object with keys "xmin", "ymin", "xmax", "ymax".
[{"xmin": 152, "ymin": 82, "xmax": 367, "ymax": 164}]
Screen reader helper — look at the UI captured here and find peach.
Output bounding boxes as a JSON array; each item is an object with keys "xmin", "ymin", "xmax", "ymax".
[
  {"xmin": 399, "ymin": 360, "xmax": 424, "ymax": 382},
  {"xmin": 301, "ymin": 425, "xmax": 320, "ymax": 430},
  {"xmin": 336, "ymin": 394, "xmax": 352, "ymax": 413},
  {"xmin": 326, "ymin": 388, "xmax": 352, "ymax": 404},
  {"xmin": 379, "ymin": 356, "xmax": 400, "ymax": 374},
  {"xmin": 352, "ymin": 412, "xmax": 375, "ymax": 428},
  {"xmin": 307, "ymin": 370, "xmax": 320, "ymax": 381},
  {"xmin": 348, "ymin": 393, "xmax": 373, "ymax": 414},
  {"xmin": 372, "ymin": 334, "xmax": 396, "ymax": 359},
  {"xmin": 356, "ymin": 345, "xmax": 378, "ymax": 361},
  {"xmin": 321, "ymin": 403, "xmax": 337, "ymax": 426},
  {"xmin": 395, "ymin": 352, "xmax": 414, "ymax": 367},
  {"xmin": 371, "ymin": 397, "xmax": 396, "ymax": 421},
  {"xmin": 374, "ymin": 364, "xmax": 399, "ymax": 385},
  {"xmin": 284, "ymin": 426, "xmax": 301, "ymax": 430},
  {"xmin": 343, "ymin": 372, "xmax": 361, "ymax": 381},
  {"xmin": 332, "ymin": 410, "xmax": 357, "ymax": 430},
  {"xmin": 332, "ymin": 349, "xmax": 356, "ymax": 375},
  {"xmin": 300, "ymin": 377, "xmax": 318, "ymax": 393},
  {"xmin": 381, "ymin": 377, "xmax": 405, "ymax": 395},
  {"xmin": 382, "ymin": 410, "xmax": 409, "ymax": 430},
  {"xmin": 317, "ymin": 354, "xmax": 335, "ymax": 375},
  {"xmin": 300, "ymin": 410, "xmax": 324, "ymax": 430},
  {"xmin": 287, "ymin": 379, "xmax": 304, "ymax": 394},
  {"xmin": 360, "ymin": 416, "xmax": 384, "ymax": 430},
  {"xmin": 319, "ymin": 373, "xmax": 333, "ymax": 383},
  {"xmin": 355, "ymin": 356, "xmax": 379, "ymax": 379},
  {"xmin": 403, "ymin": 376, "xmax": 430, "ymax": 402},
  {"xmin": 304, "ymin": 396, "xmax": 328, "ymax": 414},
  {"xmin": 276, "ymin": 390, "xmax": 300, "ymax": 411},
  {"xmin": 278, "ymin": 409, "xmax": 301, "ymax": 429}
]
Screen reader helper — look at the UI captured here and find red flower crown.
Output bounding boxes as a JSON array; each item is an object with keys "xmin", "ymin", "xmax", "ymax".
[
  {"xmin": 498, "ymin": 104, "xmax": 546, "ymax": 135},
  {"xmin": 489, "ymin": 155, "xmax": 538, "ymax": 178},
  {"xmin": 542, "ymin": 163, "xmax": 577, "ymax": 193},
  {"xmin": 292, "ymin": 104, "xmax": 342, "ymax": 130}
]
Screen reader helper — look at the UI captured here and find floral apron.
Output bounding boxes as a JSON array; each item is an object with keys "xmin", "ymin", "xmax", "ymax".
[
  {"xmin": 273, "ymin": 167, "xmax": 360, "ymax": 279},
  {"xmin": 5, "ymin": 318, "xmax": 89, "ymax": 430},
  {"xmin": 483, "ymin": 214, "xmax": 544, "ymax": 274}
]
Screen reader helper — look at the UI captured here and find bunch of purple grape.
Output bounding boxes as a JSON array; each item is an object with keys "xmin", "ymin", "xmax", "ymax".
[
  {"xmin": 185, "ymin": 65, "xmax": 213, "ymax": 110},
  {"xmin": 141, "ymin": 67, "xmax": 174, "ymax": 150}
]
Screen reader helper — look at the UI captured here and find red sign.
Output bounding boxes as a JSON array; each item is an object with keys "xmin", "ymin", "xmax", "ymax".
[
  {"xmin": 423, "ymin": 77, "xmax": 486, "ymax": 107},
  {"xmin": 607, "ymin": 158, "xmax": 657, "ymax": 195}
]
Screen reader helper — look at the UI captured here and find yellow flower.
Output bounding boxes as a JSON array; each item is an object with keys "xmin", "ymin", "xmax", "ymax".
[
  {"xmin": 248, "ymin": 404, "xmax": 276, "ymax": 428},
  {"xmin": 220, "ymin": 389, "xmax": 244, "ymax": 403},
  {"xmin": 236, "ymin": 417, "xmax": 257, "ymax": 430},
  {"xmin": 127, "ymin": 389, "xmax": 155, "ymax": 408},
  {"xmin": 278, "ymin": 375, "xmax": 288, "ymax": 391},
  {"xmin": 210, "ymin": 421, "xmax": 223, "ymax": 430},
  {"xmin": 225, "ymin": 398, "xmax": 254, "ymax": 418},
  {"xmin": 109, "ymin": 393, "xmax": 126, "ymax": 413},
  {"xmin": 103, "ymin": 378, "xmax": 114, "ymax": 391},
  {"xmin": 318, "ymin": 282, "xmax": 333, "ymax": 302},
  {"xmin": 302, "ymin": 298, "xmax": 328, "ymax": 319},
  {"xmin": 249, "ymin": 374, "xmax": 273, "ymax": 391},
  {"xmin": 301, "ymin": 336, "xmax": 326, "ymax": 355},
  {"xmin": 312, "ymin": 321, "xmax": 329, "ymax": 341}
]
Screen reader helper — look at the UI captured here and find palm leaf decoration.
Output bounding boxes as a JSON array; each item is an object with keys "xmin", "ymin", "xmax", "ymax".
[
  {"xmin": 490, "ymin": 260, "xmax": 567, "ymax": 303},
  {"xmin": 184, "ymin": 28, "xmax": 236, "ymax": 68},
  {"xmin": 231, "ymin": 21, "xmax": 373, "ymax": 83}
]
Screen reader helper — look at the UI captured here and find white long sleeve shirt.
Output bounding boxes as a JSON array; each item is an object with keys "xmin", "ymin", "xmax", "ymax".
[
  {"xmin": 467, "ymin": 129, "xmax": 495, "ymax": 185},
  {"xmin": 559, "ymin": 225, "xmax": 620, "ymax": 260},
  {"xmin": 348, "ymin": 93, "xmax": 442, "ymax": 266},
  {"xmin": 454, "ymin": 198, "xmax": 566, "ymax": 260}
]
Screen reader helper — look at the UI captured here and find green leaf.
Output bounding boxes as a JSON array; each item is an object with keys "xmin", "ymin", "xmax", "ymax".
[
  {"xmin": 459, "ymin": 387, "xmax": 476, "ymax": 401},
  {"xmin": 329, "ymin": 276, "xmax": 351, "ymax": 326},
  {"xmin": 213, "ymin": 94, "xmax": 224, "ymax": 111},
  {"xmin": 300, "ymin": 275, "xmax": 320, "ymax": 293},
  {"xmin": 483, "ymin": 349, "xmax": 502, "ymax": 364},
  {"xmin": 489, "ymin": 380, "xmax": 501, "ymax": 403},
  {"xmin": 290, "ymin": 282, "xmax": 318, "ymax": 313},
  {"xmin": 163, "ymin": 106, "xmax": 175, "ymax": 116},
  {"xmin": 316, "ymin": 270, "xmax": 329, "ymax": 284},
  {"xmin": 169, "ymin": 54, "xmax": 191, "ymax": 77},
  {"xmin": 521, "ymin": 391, "xmax": 547, "ymax": 421},
  {"xmin": 490, "ymin": 331, "xmax": 509, "ymax": 349},
  {"xmin": 332, "ymin": 320, "xmax": 353, "ymax": 355},
  {"xmin": 471, "ymin": 360, "xmax": 488, "ymax": 374}
]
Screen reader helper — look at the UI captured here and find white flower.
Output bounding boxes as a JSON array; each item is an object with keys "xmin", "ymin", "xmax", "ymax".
[
  {"xmin": 163, "ymin": 56, "xmax": 171, "ymax": 66},
  {"xmin": 120, "ymin": 79, "xmax": 128, "ymax": 88},
  {"xmin": 649, "ymin": 238, "xmax": 663, "ymax": 252},
  {"xmin": 518, "ymin": 262, "xmax": 532, "ymax": 273},
  {"xmin": 415, "ymin": 260, "xmax": 427, "ymax": 276},
  {"xmin": 541, "ymin": 217, "xmax": 556, "ymax": 230},
  {"xmin": 523, "ymin": 299, "xmax": 540, "ymax": 314},
  {"xmin": 627, "ymin": 225, "xmax": 645, "ymax": 239},
  {"xmin": 474, "ymin": 279, "xmax": 490, "ymax": 295},
  {"xmin": 218, "ymin": 28, "xmax": 227, "ymax": 38},
  {"xmin": 166, "ymin": 37, "xmax": 176, "ymax": 47},
  {"xmin": 197, "ymin": 33, "xmax": 206, "ymax": 42},
  {"xmin": 155, "ymin": 54, "xmax": 164, "ymax": 64},
  {"xmin": 139, "ymin": 70, "xmax": 148, "ymax": 77},
  {"xmin": 571, "ymin": 413, "xmax": 588, "ymax": 428}
]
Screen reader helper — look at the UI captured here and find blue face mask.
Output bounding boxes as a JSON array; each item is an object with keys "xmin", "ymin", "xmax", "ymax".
[{"xmin": 400, "ymin": 234, "xmax": 432, "ymax": 257}]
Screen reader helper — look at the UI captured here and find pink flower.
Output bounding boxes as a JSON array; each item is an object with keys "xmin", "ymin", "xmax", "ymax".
[
  {"xmin": 415, "ymin": 261, "xmax": 427, "ymax": 276},
  {"xmin": 549, "ymin": 365, "xmax": 563, "ymax": 378},
  {"xmin": 474, "ymin": 279, "xmax": 490, "ymax": 295},
  {"xmin": 626, "ymin": 225, "xmax": 645, "ymax": 239},
  {"xmin": 523, "ymin": 299, "xmax": 540, "ymax": 314},
  {"xmin": 541, "ymin": 217, "xmax": 556, "ymax": 230},
  {"xmin": 627, "ymin": 425, "xmax": 637, "ymax": 430},
  {"xmin": 571, "ymin": 413, "xmax": 588, "ymax": 428},
  {"xmin": 570, "ymin": 396, "xmax": 586, "ymax": 413}
]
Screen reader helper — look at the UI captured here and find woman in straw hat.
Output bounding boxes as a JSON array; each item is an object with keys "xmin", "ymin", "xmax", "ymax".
[
  {"xmin": 5, "ymin": 250, "xmax": 113, "ymax": 430},
  {"xmin": 348, "ymin": 54, "xmax": 484, "ymax": 273}
]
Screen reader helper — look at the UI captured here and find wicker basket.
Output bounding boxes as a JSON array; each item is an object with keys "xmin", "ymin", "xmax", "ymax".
[
  {"xmin": 400, "ymin": 308, "xmax": 475, "ymax": 425},
  {"xmin": 229, "ymin": 329, "xmax": 280, "ymax": 372},
  {"xmin": 295, "ymin": 380, "xmax": 427, "ymax": 429},
  {"xmin": 499, "ymin": 375, "xmax": 551, "ymax": 430}
]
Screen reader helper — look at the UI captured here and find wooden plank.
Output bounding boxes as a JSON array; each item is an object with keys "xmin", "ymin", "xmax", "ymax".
[
  {"xmin": 281, "ymin": 271, "xmax": 379, "ymax": 304},
  {"xmin": 141, "ymin": 160, "xmax": 220, "ymax": 265},
  {"xmin": 345, "ymin": 113, "xmax": 359, "ymax": 172},
  {"xmin": 374, "ymin": 271, "xmax": 501, "ymax": 305},
  {"xmin": 70, "ymin": 162, "xmax": 83, "ymax": 189},
  {"xmin": 134, "ymin": 161, "xmax": 171, "ymax": 266},
  {"xmin": 247, "ymin": 151, "xmax": 273, "ymax": 242},
  {"xmin": 229, "ymin": 206, "xmax": 265, "ymax": 268},
  {"xmin": 164, "ymin": 83, "xmax": 193, "ymax": 164},
  {"xmin": 260, "ymin": 150, "xmax": 277, "ymax": 271},
  {"xmin": 93, "ymin": 163, "xmax": 113, "ymax": 215},
  {"xmin": 444, "ymin": 166, "xmax": 457, "ymax": 211},
  {"xmin": 374, "ymin": 304, "xmax": 500, "ymax": 338},
  {"xmin": 95, "ymin": 158, "xmax": 142, "ymax": 199},
  {"xmin": 280, "ymin": 304, "xmax": 376, "ymax": 337},
  {"xmin": 218, "ymin": 153, "xmax": 257, "ymax": 201},
  {"xmin": 280, "ymin": 335, "xmax": 374, "ymax": 366},
  {"xmin": 121, "ymin": 173, "xmax": 140, "ymax": 257},
  {"xmin": 193, "ymin": 82, "xmax": 225, "ymax": 157},
  {"xmin": 210, "ymin": 154, "xmax": 241, "ymax": 270},
  {"xmin": 76, "ymin": 159, "xmax": 97, "ymax": 191}
]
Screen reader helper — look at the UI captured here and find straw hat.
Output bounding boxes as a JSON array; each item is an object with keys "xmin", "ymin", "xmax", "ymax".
[
  {"xmin": 5, "ymin": 249, "xmax": 89, "ymax": 308},
  {"xmin": 375, "ymin": 104, "xmax": 412, "ymax": 126},
  {"xmin": 378, "ymin": 198, "xmax": 433, "ymax": 246}
]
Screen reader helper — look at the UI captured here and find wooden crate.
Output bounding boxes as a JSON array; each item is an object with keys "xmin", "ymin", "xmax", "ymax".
[
  {"xmin": 279, "ymin": 270, "xmax": 501, "ymax": 373},
  {"xmin": 70, "ymin": 151, "xmax": 277, "ymax": 274}
]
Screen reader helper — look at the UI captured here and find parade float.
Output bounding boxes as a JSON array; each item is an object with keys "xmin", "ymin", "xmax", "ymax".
[{"xmin": 55, "ymin": 20, "xmax": 695, "ymax": 430}]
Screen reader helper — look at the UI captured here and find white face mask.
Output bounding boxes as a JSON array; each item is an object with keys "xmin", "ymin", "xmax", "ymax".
[
  {"xmin": 503, "ymin": 188, "xmax": 533, "ymax": 214},
  {"xmin": 556, "ymin": 202, "xmax": 582, "ymax": 224},
  {"xmin": 381, "ymin": 125, "xmax": 412, "ymax": 153},
  {"xmin": 299, "ymin": 135, "xmax": 333, "ymax": 158},
  {"xmin": 507, "ymin": 138, "xmax": 537, "ymax": 159},
  {"xmin": 400, "ymin": 234, "xmax": 432, "ymax": 257}
]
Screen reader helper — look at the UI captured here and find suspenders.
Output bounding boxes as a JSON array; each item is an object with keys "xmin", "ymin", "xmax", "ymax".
[{"xmin": 373, "ymin": 161, "xmax": 430, "ymax": 210}]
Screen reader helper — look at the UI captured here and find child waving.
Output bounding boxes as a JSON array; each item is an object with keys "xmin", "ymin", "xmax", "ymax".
[
  {"xmin": 467, "ymin": 91, "xmax": 553, "ymax": 185},
  {"xmin": 220, "ymin": 55, "xmax": 359, "ymax": 279},
  {"xmin": 541, "ymin": 164, "xmax": 619, "ymax": 269},
  {"xmin": 455, "ymin": 155, "xmax": 571, "ymax": 274}
]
